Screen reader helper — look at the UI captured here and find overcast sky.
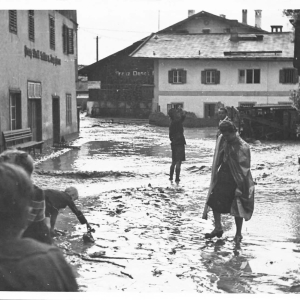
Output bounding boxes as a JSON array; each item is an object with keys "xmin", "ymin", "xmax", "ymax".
[{"xmin": 2, "ymin": 0, "xmax": 300, "ymax": 65}]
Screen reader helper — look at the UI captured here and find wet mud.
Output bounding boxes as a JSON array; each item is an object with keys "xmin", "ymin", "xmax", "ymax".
[{"xmin": 33, "ymin": 115, "xmax": 300, "ymax": 293}]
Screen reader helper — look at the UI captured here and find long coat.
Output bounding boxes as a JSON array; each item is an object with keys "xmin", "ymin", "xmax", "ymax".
[{"xmin": 202, "ymin": 134, "xmax": 255, "ymax": 221}]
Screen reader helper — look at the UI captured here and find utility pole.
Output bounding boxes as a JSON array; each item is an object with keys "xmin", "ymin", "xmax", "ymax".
[
  {"xmin": 96, "ymin": 36, "xmax": 99, "ymax": 62},
  {"xmin": 293, "ymin": 18, "xmax": 300, "ymax": 73},
  {"xmin": 158, "ymin": 10, "xmax": 160, "ymax": 31}
]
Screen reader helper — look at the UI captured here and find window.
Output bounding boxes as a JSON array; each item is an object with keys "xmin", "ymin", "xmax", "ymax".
[
  {"xmin": 239, "ymin": 69, "xmax": 260, "ymax": 84},
  {"xmin": 202, "ymin": 28, "xmax": 211, "ymax": 33},
  {"xmin": 239, "ymin": 102, "xmax": 256, "ymax": 108},
  {"xmin": 66, "ymin": 94, "xmax": 72, "ymax": 125},
  {"xmin": 28, "ymin": 82, "xmax": 41, "ymax": 99},
  {"xmin": 167, "ymin": 103, "xmax": 184, "ymax": 111},
  {"xmin": 49, "ymin": 15, "xmax": 55, "ymax": 50},
  {"xmin": 204, "ymin": 103, "xmax": 216, "ymax": 118},
  {"xmin": 201, "ymin": 69, "xmax": 220, "ymax": 84},
  {"xmin": 279, "ymin": 68, "xmax": 298, "ymax": 84},
  {"xmin": 63, "ymin": 24, "xmax": 74, "ymax": 54},
  {"xmin": 28, "ymin": 10, "xmax": 34, "ymax": 41},
  {"xmin": 9, "ymin": 10, "xmax": 17, "ymax": 34},
  {"xmin": 168, "ymin": 69, "xmax": 187, "ymax": 84},
  {"xmin": 10, "ymin": 91, "xmax": 21, "ymax": 130}
]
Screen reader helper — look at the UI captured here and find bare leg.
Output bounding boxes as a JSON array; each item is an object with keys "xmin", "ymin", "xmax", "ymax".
[
  {"xmin": 169, "ymin": 162, "xmax": 175, "ymax": 180},
  {"xmin": 234, "ymin": 217, "xmax": 243, "ymax": 242},
  {"xmin": 213, "ymin": 210, "xmax": 223, "ymax": 231},
  {"xmin": 175, "ymin": 161, "xmax": 181, "ymax": 182}
]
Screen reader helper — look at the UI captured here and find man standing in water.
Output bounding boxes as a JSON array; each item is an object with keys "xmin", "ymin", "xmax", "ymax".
[{"xmin": 168, "ymin": 107, "xmax": 186, "ymax": 183}]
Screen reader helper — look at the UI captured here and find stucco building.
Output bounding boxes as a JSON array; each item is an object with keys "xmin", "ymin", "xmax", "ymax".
[
  {"xmin": 0, "ymin": 10, "xmax": 78, "ymax": 151},
  {"xmin": 130, "ymin": 10, "xmax": 298, "ymax": 122}
]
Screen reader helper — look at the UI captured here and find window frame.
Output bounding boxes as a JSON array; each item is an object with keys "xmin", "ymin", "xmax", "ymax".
[
  {"xmin": 168, "ymin": 69, "xmax": 187, "ymax": 84},
  {"xmin": 9, "ymin": 10, "xmax": 17, "ymax": 34},
  {"xmin": 9, "ymin": 91, "xmax": 22, "ymax": 130},
  {"xmin": 238, "ymin": 69, "xmax": 261, "ymax": 84},
  {"xmin": 201, "ymin": 69, "xmax": 220, "ymax": 84},
  {"xmin": 279, "ymin": 68, "xmax": 298, "ymax": 84},
  {"xmin": 49, "ymin": 14, "xmax": 55, "ymax": 50},
  {"xmin": 28, "ymin": 10, "xmax": 35, "ymax": 42},
  {"xmin": 66, "ymin": 94, "xmax": 72, "ymax": 126}
]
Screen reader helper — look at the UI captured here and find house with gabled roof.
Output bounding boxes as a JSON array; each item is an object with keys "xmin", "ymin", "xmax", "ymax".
[
  {"xmin": 80, "ymin": 9, "xmax": 284, "ymax": 119},
  {"xmin": 130, "ymin": 11, "xmax": 298, "ymax": 123}
]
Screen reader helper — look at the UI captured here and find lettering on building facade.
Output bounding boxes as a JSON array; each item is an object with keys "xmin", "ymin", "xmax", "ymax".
[{"xmin": 24, "ymin": 45, "xmax": 61, "ymax": 66}]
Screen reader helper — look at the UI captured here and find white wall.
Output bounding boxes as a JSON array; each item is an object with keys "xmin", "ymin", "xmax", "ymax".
[{"xmin": 156, "ymin": 59, "xmax": 298, "ymax": 117}]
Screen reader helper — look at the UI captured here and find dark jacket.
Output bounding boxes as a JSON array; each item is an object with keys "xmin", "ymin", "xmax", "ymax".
[{"xmin": 169, "ymin": 120, "xmax": 186, "ymax": 146}]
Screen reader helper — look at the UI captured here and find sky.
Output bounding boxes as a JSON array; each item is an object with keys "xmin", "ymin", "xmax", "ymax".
[{"xmin": 1, "ymin": 0, "xmax": 300, "ymax": 66}]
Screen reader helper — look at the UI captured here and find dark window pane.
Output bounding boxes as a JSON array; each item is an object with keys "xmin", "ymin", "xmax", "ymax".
[
  {"xmin": 246, "ymin": 69, "xmax": 253, "ymax": 83},
  {"xmin": 254, "ymin": 69, "xmax": 260, "ymax": 83}
]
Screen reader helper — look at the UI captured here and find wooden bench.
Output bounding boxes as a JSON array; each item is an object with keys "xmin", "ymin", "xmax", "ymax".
[{"xmin": 2, "ymin": 128, "xmax": 44, "ymax": 155}]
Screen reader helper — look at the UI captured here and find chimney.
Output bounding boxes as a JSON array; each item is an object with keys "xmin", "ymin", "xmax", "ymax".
[
  {"xmin": 188, "ymin": 10, "xmax": 195, "ymax": 18},
  {"xmin": 220, "ymin": 14, "xmax": 226, "ymax": 18},
  {"xmin": 255, "ymin": 10, "xmax": 262, "ymax": 28},
  {"xmin": 242, "ymin": 9, "xmax": 247, "ymax": 24}
]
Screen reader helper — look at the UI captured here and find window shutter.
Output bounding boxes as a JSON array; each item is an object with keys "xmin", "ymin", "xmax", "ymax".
[
  {"xmin": 204, "ymin": 104, "xmax": 209, "ymax": 118},
  {"xmin": 201, "ymin": 71, "xmax": 206, "ymax": 84},
  {"xmin": 168, "ymin": 70, "xmax": 173, "ymax": 83},
  {"xmin": 215, "ymin": 70, "xmax": 220, "ymax": 84},
  {"xmin": 182, "ymin": 70, "xmax": 187, "ymax": 83},
  {"xmin": 279, "ymin": 69, "xmax": 284, "ymax": 83},
  {"xmin": 293, "ymin": 68, "xmax": 299, "ymax": 84},
  {"xmin": 68, "ymin": 28, "xmax": 74, "ymax": 54},
  {"xmin": 62, "ymin": 25, "xmax": 68, "ymax": 54}
]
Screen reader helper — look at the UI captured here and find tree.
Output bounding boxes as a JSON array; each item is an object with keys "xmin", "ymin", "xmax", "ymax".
[{"xmin": 290, "ymin": 84, "xmax": 300, "ymax": 110}]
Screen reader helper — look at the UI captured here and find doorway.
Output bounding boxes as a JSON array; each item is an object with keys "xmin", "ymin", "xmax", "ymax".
[
  {"xmin": 28, "ymin": 99, "xmax": 42, "ymax": 141},
  {"xmin": 52, "ymin": 97, "xmax": 60, "ymax": 144}
]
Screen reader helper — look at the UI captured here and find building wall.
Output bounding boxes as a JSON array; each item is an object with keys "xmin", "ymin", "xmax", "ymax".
[
  {"xmin": 0, "ymin": 10, "xmax": 78, "ymax": 150},
  {"xmin": 156, "ymin": 59, "xmax": 297, "ymax": 117}
]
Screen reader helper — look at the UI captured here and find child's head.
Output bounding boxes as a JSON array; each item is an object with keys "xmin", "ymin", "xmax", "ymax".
[
  {"xmin": 0, "ymin": 150, "xmax": 34, "ymax": 176},
  {"xmin": 0, "ymin": 163, "xmax": 34, "ymax": 238},
  {"xmin": 65, "ymin": 187, "xmax": 79, "ymax": 201}
]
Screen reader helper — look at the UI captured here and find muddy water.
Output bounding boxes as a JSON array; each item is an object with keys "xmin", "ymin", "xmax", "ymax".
[{"xmin": 33, "ymin": 115, "xmax": 300, "ymax": 293}]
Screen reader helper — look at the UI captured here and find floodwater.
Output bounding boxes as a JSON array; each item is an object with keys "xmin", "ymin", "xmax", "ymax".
[{"xmin": 33, "ymin": 114, "xmax": 300, "ymax": 293}]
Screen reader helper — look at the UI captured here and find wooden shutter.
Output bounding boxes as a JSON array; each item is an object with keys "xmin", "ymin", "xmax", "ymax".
[
  {"xmin": 293, "ymin": 68, "xmax": 299, "ymax": 84},
  {"xmin": 215, "ymin": 70, "xmax": 220, "ymax": 84},
  {"xmin": 68, "ymin": 28, "xmax": 74, "ymax": 54},
  {"xmin": 168, "ymin": 70, "xmax": 173, "ymax": 83},
  {"xmin": 182, "ymin": 70, "xmax": 187, "ymax": 83},
  {"xmin": 28, "ymin": 10, "xmax": 34, "ymax": 41},
  {"xmin": 62, "ymin": 25, "xmax": 68, "ymax": 54},
  {"xmin": 9, "ymin": 10, "xmax": 17, "ymax": 33},
  {"xmin": 201, "ymin": 71, "xmax": 206, "ymax": 84},
  {"xmin": 204, "ymin": 104, "xmax": 209, "ymax": 118},
  {"xmin": 279, "ymin": 69, "xmax": 284, "ymax": 83}
]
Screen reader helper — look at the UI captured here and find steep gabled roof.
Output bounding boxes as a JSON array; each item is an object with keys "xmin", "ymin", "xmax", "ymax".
[
  {"xmin": 130, "ymin": 32, "xmax": 294, "ymax": 60},
  {"xmin": 158, "ymin": 10, "xmax": 268, "ymax": 34}
]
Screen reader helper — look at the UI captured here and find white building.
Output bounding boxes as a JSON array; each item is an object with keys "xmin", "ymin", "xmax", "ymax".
[{"xmin": 130, "ymin": 10, "xmax": 298, "ymax": 122}]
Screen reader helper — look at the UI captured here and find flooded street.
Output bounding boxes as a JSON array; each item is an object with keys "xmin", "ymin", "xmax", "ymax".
[{"xmin": 33, "ymin": 114, "xmax": 300, "ymax": 293}]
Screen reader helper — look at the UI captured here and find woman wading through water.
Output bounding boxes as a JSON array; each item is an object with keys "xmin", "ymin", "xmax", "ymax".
[{"xmin": 202, "ymin": 119, "xmax": 255, "ymax": 243}]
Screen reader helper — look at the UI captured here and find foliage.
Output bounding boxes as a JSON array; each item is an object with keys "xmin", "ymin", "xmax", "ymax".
[{"xmin": 289, "ymin": 84, "xmax": 300, "ymax": 109}]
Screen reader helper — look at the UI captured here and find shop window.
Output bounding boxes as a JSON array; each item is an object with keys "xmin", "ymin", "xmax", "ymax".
[
  {"xmin": 239, "ymin": 69, "xmax": 260, "ymax": 84},
  {"xmin": 201, "ymin": 69, "xmax": 220, "ymax": 84},
  {"xmin": 168, "ymin": 69, "xmax": 187, "ymax": 84},
  {"xmin": 66, "ymin": 94, "xmax": 72, "ymax": 125},
  {"xmin": 9, "ymin": 10, "xmax": 17, "ymax": 34},
  {"xmin": 204, "ymin": 103, "xmax": 216, "ymax": 118},
  {"xmin": 49, "ymin": 15, "xmax": 55, "ymax": 50},
  {"xmin": 279, "ymin": 68, "xmax": 298, "ymax": 84},
  {"xmin": 63, "ymin": 25, "xmax": 74, "ymax": 54},
  {"xmin": 10, "ymin": 91, "xmax": 21, "ymax": 130},
  {"xmin": 28, "ymin": 10, "xmax": 34, "ymax": 41}
]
